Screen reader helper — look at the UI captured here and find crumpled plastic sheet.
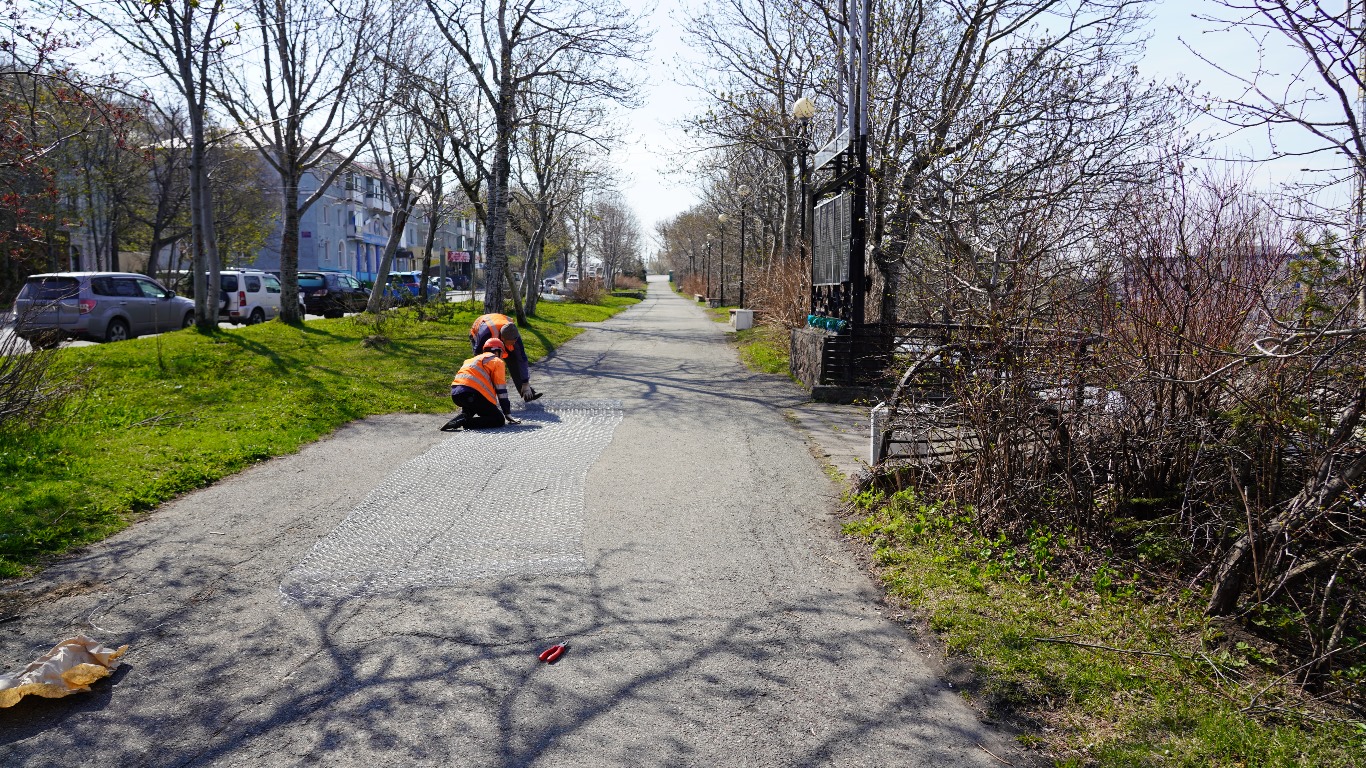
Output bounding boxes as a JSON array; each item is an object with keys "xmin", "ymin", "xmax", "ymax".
[
  {"xmin": 0, "ymin": 635, "xmax": 128, "ymax": 708},
  {"xmin": 281, "ymin": 399, "xmax": 624, "ymax": 603}
]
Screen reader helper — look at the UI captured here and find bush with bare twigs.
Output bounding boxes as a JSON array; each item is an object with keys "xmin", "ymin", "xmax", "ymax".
[
  {"xmin": 0, "ymin": 310, "xmax": 85, "ymax": 431},
  {"xmin": 568, "ymin": 278, "xmax": 606, "ymax": 304},
  {"xmin": 870, "ymin": 170, "xmax": 1365, "ymax": 705}
]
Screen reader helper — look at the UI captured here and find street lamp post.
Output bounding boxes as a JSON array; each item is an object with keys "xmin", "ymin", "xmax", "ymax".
[
  {"xmin": 790, "ymin": 97, "xmax": 815, "ymax": 265},
  {"xmin": 717, "ymin": 213, "xmax": 729, "ymax": 305},
  {"xmin": 705, "ymin": 235, "xmax": 712, "ymax": 298},
  {"xmin": 737, "ymin": 184, "xmax": 750, "ymax": 308}
]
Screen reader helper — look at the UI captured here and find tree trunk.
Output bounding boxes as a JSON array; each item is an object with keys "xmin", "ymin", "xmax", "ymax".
[
  {"xmin": 366, "ymin": 208, "xmax": 412, "ymax": 313},
  {"xmin": 277, "ymin": 172, "xmax": 303, "ymax": 323},
  {"xmin": 502, "ymin": 260, "xmax": 525, "ymax": 324},
  {"xmin": 484, "ymin": 61, "xmax": 516, "ymax": 315}
]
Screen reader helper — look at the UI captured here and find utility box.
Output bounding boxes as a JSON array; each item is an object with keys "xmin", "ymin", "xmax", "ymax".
[{"xmin": 729, "ymin": 309, "xmax": 753, "ymax": 330}]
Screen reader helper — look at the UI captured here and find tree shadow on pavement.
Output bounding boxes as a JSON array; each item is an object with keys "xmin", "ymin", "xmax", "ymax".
[{"xmin": 0, "ymin": 543, "xmax": 1018, "ymax": 767}]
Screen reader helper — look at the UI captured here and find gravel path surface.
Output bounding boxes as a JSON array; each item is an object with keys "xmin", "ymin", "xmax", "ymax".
[{"xmin": 0, "ymin": 276, "xmax": 1024, "ymax": 766}]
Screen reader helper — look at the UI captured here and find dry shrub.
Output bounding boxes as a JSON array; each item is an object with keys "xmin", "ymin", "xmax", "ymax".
[
  {"xmin": 0, "ymin": 307, "xmax": 86, "ymax": 430},
  {"xmin": 747, "ymin": 258, "xmax": 810, "ymax": 329},
  {"xmin": 678, "ymin": 273, "xmax": 706, "ymax": 297},
  {"xmin": 614, "ymin": 275, "xmax": 645, "ymax": 290},
  {"xmin": 876, "ymin": 168, "xmax": 1365, "ymax": 700},
  {"xmin": 568, "ymin": 278, "xmax": 606, "ymax": 304}
]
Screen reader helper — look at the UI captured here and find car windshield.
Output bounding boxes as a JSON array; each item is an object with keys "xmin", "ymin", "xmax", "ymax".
[
  {"xmin": 298, "ymin": 274, "xmax": 326, "ymax": 290},
  {"xmin": 19, "ymin": 277, "xmax": 79, "ymax": 301}
]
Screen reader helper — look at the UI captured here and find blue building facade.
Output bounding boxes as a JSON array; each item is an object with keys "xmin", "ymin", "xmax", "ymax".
[{"xmin": 253, "ymin": 164, "xmax": 478, "ymax": 284}]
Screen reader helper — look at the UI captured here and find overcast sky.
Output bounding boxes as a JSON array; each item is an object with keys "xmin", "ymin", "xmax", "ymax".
[{"xmin": 613, "ymin": 0, "xmax": 1320, "ymax": 244}]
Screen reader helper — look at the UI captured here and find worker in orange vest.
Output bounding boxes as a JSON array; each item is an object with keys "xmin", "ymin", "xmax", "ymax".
[
  {"xmin": 442, "ymin": 338, "xmax": 519, "ymax": 431},
  {"xmin": 470, "ymin": 312, "xmax": 542, "ymax": 402}
]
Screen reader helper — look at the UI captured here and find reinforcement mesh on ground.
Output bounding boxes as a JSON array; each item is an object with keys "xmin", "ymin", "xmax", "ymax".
[{"xmin": 280, "ymin": 400, "xmax": 623, "ymax": 602}]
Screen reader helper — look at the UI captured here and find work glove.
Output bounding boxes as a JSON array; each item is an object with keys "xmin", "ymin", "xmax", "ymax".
[{"xmin": 518, "ymin": 382, "xmax": 543, "ymax": 402}]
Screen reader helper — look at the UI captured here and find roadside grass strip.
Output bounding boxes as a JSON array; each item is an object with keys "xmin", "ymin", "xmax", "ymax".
[
  {"xmin": 280, "ymin": 399, "xmax": 624, "ymax": 602},
  {"xmin": 842, "ymin": 488, "xmax": 1365, "ymax": 767},
  {"xmin": 0, "ymin": 298, "xmax": 639, "ymax": 578}
]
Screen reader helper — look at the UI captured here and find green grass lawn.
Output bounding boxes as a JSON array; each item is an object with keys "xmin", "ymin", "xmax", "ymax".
[
  {"xmin": 733, "ymin": 323, "xmax": 791, "ymax": 376},
  {"xmin": 0, "ymin": 298, "xmax": 638, "ymax": 577},
  {"xmin": 844, "ymin": 488, "xmax": 1365, "ymax": 767}
]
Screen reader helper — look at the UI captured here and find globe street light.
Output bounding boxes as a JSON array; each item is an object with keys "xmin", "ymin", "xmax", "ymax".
[{"xmin": 790, "ymin": 98, "xmax": 815, "ymax": 262}]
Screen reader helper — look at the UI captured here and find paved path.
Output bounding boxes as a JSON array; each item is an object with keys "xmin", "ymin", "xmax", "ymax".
[{"xmin": 0, "ymin": 276, "xmax": 1023, "ymax": 766}]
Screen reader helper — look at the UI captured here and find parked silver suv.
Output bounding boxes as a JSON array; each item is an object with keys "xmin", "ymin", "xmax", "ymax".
[{"xmin": 11, "ymin": 272, "xmax": 195, "ymax": 347}]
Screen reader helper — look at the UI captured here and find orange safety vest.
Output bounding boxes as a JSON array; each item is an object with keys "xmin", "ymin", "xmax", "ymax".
[
  {"xmin": 471, "ymin": 313, "xmax": 517, "ymax": 352},
  {"xmin": 451, "ymin": 352, "xmax": 507, "ymax": 405}
]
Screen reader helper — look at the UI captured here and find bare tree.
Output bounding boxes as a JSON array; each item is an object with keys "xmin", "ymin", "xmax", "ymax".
[
  {"xmin": 362, "ymin": 72, "xmax": 435, "ymax": 314},
  {"xmin": 123, "ymin": 104, "xmax": 191, "ymax": 281},
  {"xmin": 212, "ymin": 0, "xmax": 391, "ymax": 323},
  {"xmin": 510, "ymin": 71, "xmax": 618, "ymax": 316},
  {"xmin": 587, "ymin": 191, "xmax": 642, "ymax": 288},
  {"xmin": 1196, "ymin": 0, "xmax": 1366, "ymax": 319},
  {"xmin": 67, "ymin": 0, "xmax": 234, "ymax": 328},
  {"xmin": 421, "ymin": 0, "xmax": 646, "ymax": 314}
]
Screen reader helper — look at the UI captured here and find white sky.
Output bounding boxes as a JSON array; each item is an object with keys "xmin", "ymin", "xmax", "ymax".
[{"xmin": 613, "ymin": 0, "xmax": 1329, "ymax": 239}]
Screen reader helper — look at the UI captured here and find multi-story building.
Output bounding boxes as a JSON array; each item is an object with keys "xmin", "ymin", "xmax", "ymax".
[{"xmin": 253, "ymin": 162, "xmax": 478, "ymax": 284}]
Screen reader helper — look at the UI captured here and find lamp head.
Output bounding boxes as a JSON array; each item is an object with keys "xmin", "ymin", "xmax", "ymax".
[
  {"xmin": 718, "ymin": 213, "xmax": 730, "ymax": 225},
  {"xmin": 738, "ymin": 184, "xmax": 751, "ymax": 197},
  {"xmin": 791, "ymin": 96, "xmax": 815, "ymax": 124}
]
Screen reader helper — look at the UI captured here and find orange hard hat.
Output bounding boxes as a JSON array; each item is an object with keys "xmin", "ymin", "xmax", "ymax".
[{"xmin": 482, "ymin": 338, "xmax": 507, "ymax": 357}]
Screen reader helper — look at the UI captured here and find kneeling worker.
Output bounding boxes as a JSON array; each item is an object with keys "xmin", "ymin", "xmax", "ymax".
[
  {"xmin": 470, "ymin": 312, "xmax": 542, "ymax": 402},
  {"xmin": 444, "ymin": 338, "xmax": 518, "ymax": 431}
]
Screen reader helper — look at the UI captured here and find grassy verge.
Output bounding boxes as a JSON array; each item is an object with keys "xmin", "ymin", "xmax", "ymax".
[
  {"xmin": 0, "ymin": 297, "xmax": 637, "ymax": 577},
  {"xmin": 733, "ymin": 323, "xmax": 791, "ymax": 376},
  {"xmin": 843, "ymin": 488, "xmax": 1365, "ymax": 766}
]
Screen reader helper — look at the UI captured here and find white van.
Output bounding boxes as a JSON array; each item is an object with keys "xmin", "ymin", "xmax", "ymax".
[{"xmin": 218, "ymin": 270, "xmax": 289, "ymax": 324}]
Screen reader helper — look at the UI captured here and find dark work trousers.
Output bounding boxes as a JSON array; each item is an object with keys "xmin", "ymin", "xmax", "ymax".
[{"xmin": 450, "ymin": 387, "xmax": 507, "ymax": 429}]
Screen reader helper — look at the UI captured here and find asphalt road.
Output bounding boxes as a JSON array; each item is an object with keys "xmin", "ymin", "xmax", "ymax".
[{"xmin": 0, "ymin": 276, "xmax": 1024, "ymax": 766}]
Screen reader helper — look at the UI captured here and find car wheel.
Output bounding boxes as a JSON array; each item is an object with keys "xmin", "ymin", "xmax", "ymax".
[
  {"xmin": 249, "ymin": 308, "xmax": 265, "ymax": 325},
  {"xmin": 104, "ymin": 318, "xmax": 130, "ymax": 343},
  {"xmin": 182, "ymin": 312, "xmax": 194, "ymax": 329}
]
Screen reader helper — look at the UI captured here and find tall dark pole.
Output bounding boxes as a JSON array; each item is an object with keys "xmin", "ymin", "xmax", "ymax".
[
  {"xmin": 739, "ymin": 201, "xmax": 747, "ymax": 308},
  {"xmin": 798, "ymin": 147, "xmax": 810, "ymax": 264},
  {"xmin": 705, "ymin": 240, "xmax": 712, "ymax": 297},
  {"xmin": 719, "ymin": 225, "xmax": 727, "ymax": 305}
]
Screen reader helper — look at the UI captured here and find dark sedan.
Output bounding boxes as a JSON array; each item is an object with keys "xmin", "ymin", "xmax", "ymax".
[{"xmin": 298, "ymin": 271, "xmax": 369, "ymax": 318}]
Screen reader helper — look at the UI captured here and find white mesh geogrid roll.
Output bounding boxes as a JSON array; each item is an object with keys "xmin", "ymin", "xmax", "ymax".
[{"xmin": 280, "ymin": 400, "xmax": 624, "ymax": 602}]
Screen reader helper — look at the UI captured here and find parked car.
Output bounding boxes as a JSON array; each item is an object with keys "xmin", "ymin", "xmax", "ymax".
[
  {"xmin": 564, "ymin": 275, "xmax": 580, "ymax": 293},
  {"xmin": 542, "ymin": 277, "xmax": 559, "ymax": 293},
  {"xmin": 382, "ymin": 271, "xmax": 425, "ymax": 304},
  {"xmin": 429, "ymin": 276, "xmax": 455, "ymax": 291},
  {"xmin": 298, "ymin": 271, "xmax": 369, "ymax": 318},
  {"xmin": 218, "ymin": 269, "xmax": 296, "ymax": 325},
  {"xmin": 10, "ymin": 272, "xmax": 194, "ymax": 346}
]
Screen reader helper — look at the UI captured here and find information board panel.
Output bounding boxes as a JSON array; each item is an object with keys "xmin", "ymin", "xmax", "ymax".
[{"xmin": 812, "ymin": 192, "xmax": 851, "ymax": 286}]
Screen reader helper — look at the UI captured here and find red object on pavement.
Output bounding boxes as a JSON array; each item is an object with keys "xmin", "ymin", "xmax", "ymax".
[{"xmin": 538, "ymin": 643, "xmax": 567, "ymax": 663}]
